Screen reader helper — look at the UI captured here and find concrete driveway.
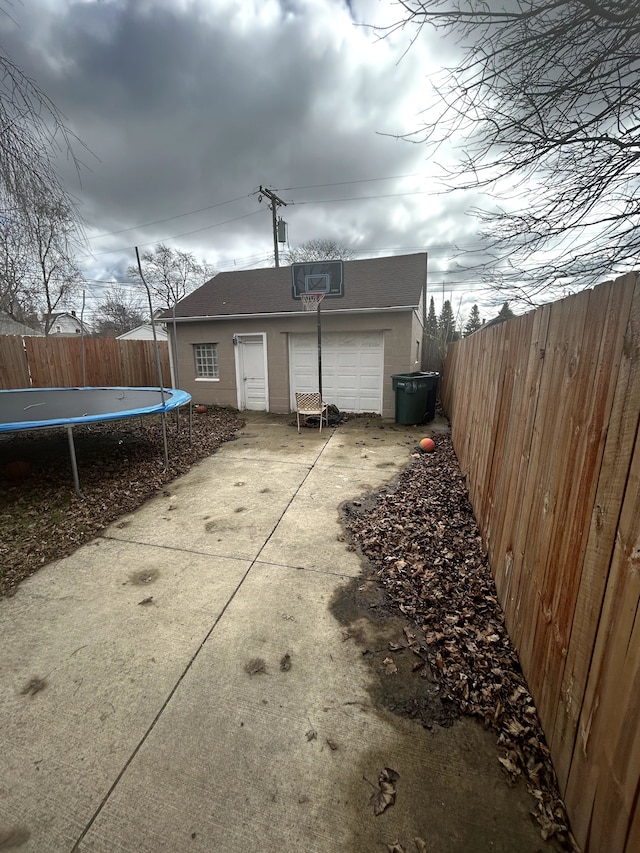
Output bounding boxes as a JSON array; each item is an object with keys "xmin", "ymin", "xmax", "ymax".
[{"xmin": 0, "ymin": 414, "xmax": 551, "ymax": 852}]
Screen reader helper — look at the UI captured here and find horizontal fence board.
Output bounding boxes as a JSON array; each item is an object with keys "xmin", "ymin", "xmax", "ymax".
[{"xmin": 442, "ymin": 272, "xmax": 640, "ymax": 852}]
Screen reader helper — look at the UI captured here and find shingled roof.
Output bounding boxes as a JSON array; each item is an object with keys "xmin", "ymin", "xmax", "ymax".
[
  {"xmin": 166, "ymin": 252, "xmax": 427, "ymax": 319},
  {"xmin": 0, "ymin": 313, "xmax": 43, "ymax": 336}
]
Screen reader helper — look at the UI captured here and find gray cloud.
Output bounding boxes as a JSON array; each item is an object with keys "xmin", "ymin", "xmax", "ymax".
[{"xmin": 1, "ymin": 0, "xmax": 496, "ymax": 318}]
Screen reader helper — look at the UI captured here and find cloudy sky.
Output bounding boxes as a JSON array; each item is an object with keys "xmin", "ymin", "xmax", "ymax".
[{"xmin": 1, "ymin": 0, "xmax": 497, "ymax": 323}]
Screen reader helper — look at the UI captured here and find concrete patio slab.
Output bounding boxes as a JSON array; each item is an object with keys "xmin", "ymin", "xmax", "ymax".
[
  {"xmin": 76, "ymin": 562, "xmax": 549, "ymax": 853},
  {"xmin": 0, "ymin": 539, "xmax": 250, "ymax": 852},
  {"xmin": 103, "ymin": 455, "xmax": 310, "ymax": 561},
  {"xmin": 0, "ymin": 413, "xmax": 558, "ymax": 853}
]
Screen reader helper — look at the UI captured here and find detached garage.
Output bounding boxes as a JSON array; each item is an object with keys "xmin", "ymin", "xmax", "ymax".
[{"xmin": 164, "ymin": 253, "xmax": 428, "ymax": 419}]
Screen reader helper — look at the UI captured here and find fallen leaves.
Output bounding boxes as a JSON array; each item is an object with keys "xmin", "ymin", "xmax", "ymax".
[
  {"xmin": 344, "ymin": 433, "xmax": 574, "ymax": 848},
  {"xmin": 382, "ymin": 656, "xmax": 398, "ymax": 675},
  {"xmin": 368, "ymin": 767, "xmax": 400, "ymax": 815},
  {"xmin": 387, "ymin": 842, "xmax": 427, "ymax": 853}
]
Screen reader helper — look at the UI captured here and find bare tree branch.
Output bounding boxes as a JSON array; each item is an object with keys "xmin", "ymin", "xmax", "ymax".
[
  {"xmin": 127, "ymin": 243, "xmax": 213, "ymax": 307},
  {"xmin": 380, "ymin": 0, "xmax": 640, "ymax": 303},
  {"xmin": 284, "ymin": 238, "xmax": 356, "ymax": 264},
  {"xmin": 93, "ymin": 285, "xmax": 145, "ymax": 337}
]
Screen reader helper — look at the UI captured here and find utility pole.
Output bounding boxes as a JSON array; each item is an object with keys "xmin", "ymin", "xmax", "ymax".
[{"xmin": 258, "ymin": 186, "xmax": 287, "ymax": 267}]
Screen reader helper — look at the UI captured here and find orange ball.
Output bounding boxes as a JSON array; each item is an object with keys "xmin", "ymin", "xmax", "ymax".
[
  {"xmin": 4, "ymin": 460, "xmax": 31, "ymax": 481},
  {"xmin": 419, "ymin": 437, "xmax": 435, "ymax": 453}
]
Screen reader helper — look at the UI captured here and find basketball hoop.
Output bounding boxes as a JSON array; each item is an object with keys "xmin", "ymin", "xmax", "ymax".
[{"xmin": 301, "ymin": 292, "xmax": 325, "ymax": 312}]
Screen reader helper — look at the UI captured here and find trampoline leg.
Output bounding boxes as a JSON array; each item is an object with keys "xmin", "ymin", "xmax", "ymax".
[
  {"xmin": 189, "ymin": 402, "xmax": 193, "ymax": 447},
  {"xmin": 161, "ymin": 413, "xmax": 169, "ymax": 470},
  {"xmin": 67, "ymin": 426, "xmax": 85, "ymax": 500}
]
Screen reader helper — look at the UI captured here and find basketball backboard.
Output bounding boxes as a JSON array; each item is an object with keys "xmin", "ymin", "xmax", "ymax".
[{"xmin": 291, "ymin": 260, "xmax": 344, "ymax": 299}]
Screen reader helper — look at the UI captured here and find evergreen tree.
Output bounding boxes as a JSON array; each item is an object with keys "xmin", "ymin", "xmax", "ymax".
[
  {"xmin": 497, "ymin": 302, "xmax": 515, "ymax": 320},
  {"xmin": 438, "ymin": 300, "xmax": 457, "ymax": 344},
  {"xmin": 426, "ymin": 296, "xmax": 438, "ymax": 339},
  {"xmin": 464, "ymin": 304, "xmax": 483, "ymax": 336}
]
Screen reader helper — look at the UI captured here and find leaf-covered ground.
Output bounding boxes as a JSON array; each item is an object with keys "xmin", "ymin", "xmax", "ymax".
[
  {"xmin": 342, "ymin": 434, "xmax": 576, "ymax": 850},
  {"xmin": 0, "ymin": 408, "xmax": 243, "ymax": 597}
]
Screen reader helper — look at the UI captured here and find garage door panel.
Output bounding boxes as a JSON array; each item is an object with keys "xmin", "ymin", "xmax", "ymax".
[
  {"xmin": 361, "ymin": 354, "xmax": 381, "ymax": 369},
  {"xmin": 360, "ymin": 376, "xmax": 381, "ymax": 390},
  {"xmin": 336, "ymin": 378, "xmax": 358, "ymax": 392},
  {"xmin": 290, "ymin": 332, "xmax": 383, "ymax": 414}
]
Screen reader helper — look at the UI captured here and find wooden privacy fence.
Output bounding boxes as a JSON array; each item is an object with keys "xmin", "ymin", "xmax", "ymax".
[
  {"xmin": 441, "ymin": 272, "xmax": 640, "ymax": 852},
  {"xmin": 0, "ymin": 336, "xmax": 171, "ymax": 390}
]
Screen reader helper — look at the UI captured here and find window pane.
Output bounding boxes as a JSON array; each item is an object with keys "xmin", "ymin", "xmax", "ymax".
[{"xmin": 194, "ymin": 343, "xmax": 218, "ymax": 378}]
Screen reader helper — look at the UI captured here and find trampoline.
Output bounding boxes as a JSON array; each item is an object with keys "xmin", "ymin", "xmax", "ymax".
[{"xmin": 0, "ymin": 386, "xmax": 192, "ymax": 497}]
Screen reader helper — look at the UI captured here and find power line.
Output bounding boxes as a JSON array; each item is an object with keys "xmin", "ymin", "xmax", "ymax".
[
  {"xmin": 82, "ymin": 181, "xmax": 431, "ymax": 250},
  {"xmin": 83, "ymin": 174, "xmax": 426, "ymax": 243},
  {"xmin": 80, "ymin": 209, "xmax": 266, "ymax": 258},
  {"xmin": 348, "ymin": 243, "xmax": 487, "ymax": 255},
  {"xmin": 277, "ymin": 173, "xmax": 422, "ymax": 191},
  {"xmin": 292, "ymin": 190, "xmax": 431, "ymax": 205},
  {"xmin": 87, "ymin": 193, "xmax": 253, "ymax": 240}
]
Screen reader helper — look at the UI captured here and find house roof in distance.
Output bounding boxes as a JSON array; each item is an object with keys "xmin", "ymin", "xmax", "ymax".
[
  {"xmin": 165, "ymin": 252, "xmax": 427, "ymax": 319},
  {"xmin": 0, "ymin": 313, "xmax": 43, "ymax": 336}
]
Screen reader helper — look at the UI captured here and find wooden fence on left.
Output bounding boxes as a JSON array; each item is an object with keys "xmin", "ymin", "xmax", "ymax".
[{"xmin": 0, "ymin": 336, "xmax": 171, "ymax": 390}]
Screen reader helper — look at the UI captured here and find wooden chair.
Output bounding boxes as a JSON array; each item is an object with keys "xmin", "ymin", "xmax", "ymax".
[{"xmin": 295, "ymin": 392, "xmax": 328, "ymax": 434}]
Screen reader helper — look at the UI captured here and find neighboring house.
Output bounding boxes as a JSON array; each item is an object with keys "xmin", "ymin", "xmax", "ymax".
[
  {"xmin": 116, "ymin": 323, "xmax": 168, "ymax": 342},
  {"xmin": 45, "ymin": 311, "xmax": 91, "ymax": 336},
  {"xmin": 0, "ymin": 313, "xmax": 44, "ymax": 336},
  {"xmin": 163, "ymin": 252, "xmax": 428, "ymax": 417}
]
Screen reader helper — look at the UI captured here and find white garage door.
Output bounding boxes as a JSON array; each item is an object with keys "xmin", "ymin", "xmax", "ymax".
[{"xmin": 289, "ymin": 331, "xmax": 384, "ymax": 413}]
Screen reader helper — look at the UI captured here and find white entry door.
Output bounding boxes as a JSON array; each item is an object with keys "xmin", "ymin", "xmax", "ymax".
[{"xmin": 235, "ymin": 334, "xmax": 268, "ymax": 410}]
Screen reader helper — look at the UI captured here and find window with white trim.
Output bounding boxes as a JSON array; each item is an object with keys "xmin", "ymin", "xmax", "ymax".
[{"xmin": 194, "ymin": 343, "xmax": 219, "ymax": 378}]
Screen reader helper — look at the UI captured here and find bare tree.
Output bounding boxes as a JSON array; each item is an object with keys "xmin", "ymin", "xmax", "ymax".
[
  {"xmin": 28, "ymin": 194, "xmax": 84, "ymax": 334},
  {"xmin": 380, "ymin": 1, "xmax": 640, "ymax": 303},
  {"xmin": 0, "ymin": 5, "xmax": 85, "ymax": 225},
  {"xmin": 93, "ymin": 285, "xmax": 145, "ymax": 337},
  {"xmin": 128, "ymin": 243, "xmax": 211, "ymax": 307},
  {"xmin": 200, "ymin": 259, "xmax": 216, "ymax": 284},
  {"xmin": 0, "ymin": 3, "xmax": 88, "ymax": 328},
  {"xmin": 0, "ymin": 191, "xmax": 84, "ymax": 332},
  {"xmin": 284, "ymin": 238, "xmax": 356, "ymax": 264},
  {"xmin": 0, "ymin": 215, "xmax": 38, "ymax": 324}
]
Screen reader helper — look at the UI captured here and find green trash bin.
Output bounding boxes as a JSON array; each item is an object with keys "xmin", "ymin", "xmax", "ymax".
[{"xmin": 391, "ymin": 371, "xmax": 440, "ymax": 425}]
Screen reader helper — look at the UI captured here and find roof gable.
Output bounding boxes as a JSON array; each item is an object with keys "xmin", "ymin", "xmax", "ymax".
[{"xmin": 166, "ymin": 253, "xmax": 427, "ymax": 319}]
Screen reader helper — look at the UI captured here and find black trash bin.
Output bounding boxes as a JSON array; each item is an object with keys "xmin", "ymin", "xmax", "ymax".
[{"xmin": 391, "ymin": 371, "xmax": 440, "ymax": 425}]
